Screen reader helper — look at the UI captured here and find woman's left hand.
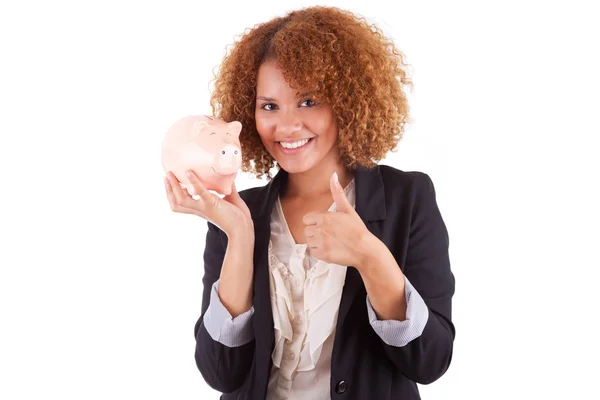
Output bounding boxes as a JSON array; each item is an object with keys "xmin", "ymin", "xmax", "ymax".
[{"xmin": 303, "ymin": 172, "xmax": 375, "ymax": 268}]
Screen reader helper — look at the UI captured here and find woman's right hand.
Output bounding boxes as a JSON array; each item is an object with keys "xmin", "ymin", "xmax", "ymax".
[{"xmin": 164, "ymin": 170, "xmax": 253, "ymax": 238}]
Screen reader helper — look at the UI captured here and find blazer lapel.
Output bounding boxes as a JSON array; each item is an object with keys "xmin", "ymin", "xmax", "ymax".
[{"xmin": 249, "ymin": 169, "xmax": 288, "ymax": 396}]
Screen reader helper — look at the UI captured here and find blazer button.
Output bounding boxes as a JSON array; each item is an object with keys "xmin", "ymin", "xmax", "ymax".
[{"xmin": 335, "ymin": 380, "xmax": 347, "ymax": 394}]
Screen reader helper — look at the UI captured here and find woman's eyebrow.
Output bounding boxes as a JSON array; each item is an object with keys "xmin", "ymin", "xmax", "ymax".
[
  {"xmin": 257, "ymin": 92, "xmax": 315, "ymax": 101},
  {"xmin": 257, "ymin": 96, "xmax": 276, "ymax": 101}
]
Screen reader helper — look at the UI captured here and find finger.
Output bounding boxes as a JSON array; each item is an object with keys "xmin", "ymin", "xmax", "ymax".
[
  {"xmin": 223, "ymin": 181, "xmax": 251, "ymax": 220},
  {"xmin": 306, "ymin": 238, "xmax": 318, "ymax": 250},
  {"xmin": 166, "ymin": 172, "xmax": 205, "ymax": 212},
  {"xmin": 165, "ymin": 177, "xmax": 211, "ymax": 219},
  {"xmin": 303, "ymin": 211, "xmax": 323, "ymax": 226},
  {"xmin": 307, "ymin": 235, "xmax": 321, "ymax": 252},
  {"xmin": 308, "ymin": 247, "xmax": 323, "ymax": 263},
  {"xmin": 305, "ymin": 229, "xmax": 317, "ymax": 245},
  {"xmin": 164, "ymin": 176, "xmax": 197, "ymax": 214},
  {"xmin": 165, "ymin": 173, "xmax": 186, "ymax": 204},
  {"xmin": 166, "ymin": 172, "xmax": 191, "ymax": 206},
  {"xmin": 164, "ymin": 176, "xmax": 177, "ymax": 206},
  {"xmin": 229, "ymin": 180, "xmax": 240, "ymax": 199},
  {"xmin": 224, "ymin": 181, "xmax": 246, "ymax": 207},
  {"xmin": 330, "ymin": 172, "xmax": 353, "ymax": 214},
  {"xmin": 185, "ymin": 170, "xmax": 213, "ymax": 204},
  {"xmin": 171, "ymin": 172, "xmax": 210, "ymax": 213},
  {"xmin": 304, "ymin": 225, "xmax": 318, "ymax": 239},
  {"xmin": 222, "ymin": 180, "xmax": 240, "ymax": 204}
]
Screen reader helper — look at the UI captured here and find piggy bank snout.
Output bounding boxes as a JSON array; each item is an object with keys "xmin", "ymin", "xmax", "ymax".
[{"xmin": 217, "ymin": 144, "xmax": 242, "ymax": 174}]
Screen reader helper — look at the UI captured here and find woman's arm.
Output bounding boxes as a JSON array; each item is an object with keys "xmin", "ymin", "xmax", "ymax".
[
  {"xmin": 194, "ymin": 221, "xmax": 256, "ymax": 393},
  {"xmin": 358, "ymin": 237, "xmax": 408, "ymax": 321},
  {"xmin": 214, "ymin": 224, "xmax": 255, "ymax": 317},
  {"xmin": 356, "ymin": 172, "xmax": 455, "ymax": 384}
]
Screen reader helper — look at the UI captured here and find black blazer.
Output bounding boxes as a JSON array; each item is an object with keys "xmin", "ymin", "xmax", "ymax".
[{"xmin": 194, "ymin": 164, "xmax": 455, "ymax": 399}]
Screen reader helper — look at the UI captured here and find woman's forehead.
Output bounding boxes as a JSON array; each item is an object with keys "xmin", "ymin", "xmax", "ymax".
[{"xmin": 256, "ymin": 63, "xmax": 319, "ymax": 98}]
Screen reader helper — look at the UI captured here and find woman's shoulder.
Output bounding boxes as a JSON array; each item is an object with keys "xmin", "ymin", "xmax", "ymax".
[
  {"xmin": 237, "ymin": 185, "xmax": 264, "ymax": 202},
  {"xmin": 235, "ymin": 177, "xmax": 280, "ymax": 218},
  {"xmin": 236, "ymin": 185, "xmax": 267, "ymax": 217},
  {"xmin": 376, "ymin": 164, "xmax": 435, "ymax": 192}
]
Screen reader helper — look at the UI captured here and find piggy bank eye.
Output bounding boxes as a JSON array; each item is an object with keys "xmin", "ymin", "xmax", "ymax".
[
  {"xmin": 221, "ymin": 150, "xmax": 226, "ymax": 155},
  {"xmin": 234, "ymin": 150, "xmax": 239, "ymax": 155}
]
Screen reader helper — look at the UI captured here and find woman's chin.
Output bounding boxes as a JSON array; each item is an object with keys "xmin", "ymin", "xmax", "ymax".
[{"xmin": 276, "ymin": 159, "xmax": 316, "ymax": 174}]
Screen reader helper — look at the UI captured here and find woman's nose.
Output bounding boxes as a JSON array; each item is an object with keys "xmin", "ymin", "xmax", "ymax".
[{"xmin": 275, "ymin": 111, "xmax": 302, "ymax": 136}]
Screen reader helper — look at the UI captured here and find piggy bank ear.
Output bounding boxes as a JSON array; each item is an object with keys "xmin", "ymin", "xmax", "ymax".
[
  {"xmin": 192, "ymin": 119, "xmax": 210, "ymax": 136},
  {"xmin": 228, "ymin": 121, "xmax": 242, "ymax": 137}
]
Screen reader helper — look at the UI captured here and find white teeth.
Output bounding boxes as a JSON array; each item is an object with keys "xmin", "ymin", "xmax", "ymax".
[
  {"xmin": 279, "ymin": 138, "xmax": 310, "ymax": 149},
  {"xmin": 280, "ymin": 139, "xmax": 309, "ymax": 149}
]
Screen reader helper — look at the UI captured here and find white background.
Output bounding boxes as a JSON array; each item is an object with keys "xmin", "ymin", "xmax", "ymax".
[{"xmin": 1, "ymin": 0, "xmax": 599, "ymax": 399}]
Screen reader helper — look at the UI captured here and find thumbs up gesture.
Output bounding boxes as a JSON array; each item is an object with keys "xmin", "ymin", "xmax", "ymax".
[{"xmin": 303, "ymin": 172, "xmax": 375, "ymax": 268}]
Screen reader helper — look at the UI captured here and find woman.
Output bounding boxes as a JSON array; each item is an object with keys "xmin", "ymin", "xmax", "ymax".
[{"xmin": 164, "ymin": 6, "xmax": 455, "ymax": 400}]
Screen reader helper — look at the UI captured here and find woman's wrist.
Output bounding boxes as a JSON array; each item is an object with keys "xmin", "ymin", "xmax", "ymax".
[
  {"xmin": 354, "ymin": 231, "xmax": 381, "ymax": 270},
  {"xmin": 226, "ymin": 221, "xmax": 255, "ymax": 246}
]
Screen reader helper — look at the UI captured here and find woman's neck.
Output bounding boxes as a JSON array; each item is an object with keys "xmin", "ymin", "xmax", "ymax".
[{"xmin": 282, "ymin": 161, "xmax": 354, "ymax": 200}]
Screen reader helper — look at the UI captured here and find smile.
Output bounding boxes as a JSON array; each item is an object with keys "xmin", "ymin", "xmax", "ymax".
[{"xmin": 277, "ymin": 137, "xmax": 314, "ymax": 149}]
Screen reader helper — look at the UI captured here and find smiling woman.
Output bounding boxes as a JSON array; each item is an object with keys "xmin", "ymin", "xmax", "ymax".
[
  {"xmin": 254, "ymin": 61, "xmax": 339, "ymax": 174},
  {"xmin": 210, "ymin": 6, "xmax": 411, "ymax": 180},
  {"xmin": 180, "ymin": 6, "xmax": 455, "ymax": 400}
]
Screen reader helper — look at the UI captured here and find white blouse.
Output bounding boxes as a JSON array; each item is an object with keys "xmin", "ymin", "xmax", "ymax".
[{"xmin": 266, "ymin": 179, "xmax": 356, "ymax": 400}]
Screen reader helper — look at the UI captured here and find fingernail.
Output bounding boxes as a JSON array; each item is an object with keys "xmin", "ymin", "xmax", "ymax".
[
  {"xmin": 333, "ymin": 172, "xmax": 340, "ymax": 185},
  {"xmin": 185, "ymin": 171, "xmax": 192, "ymax": 178}
]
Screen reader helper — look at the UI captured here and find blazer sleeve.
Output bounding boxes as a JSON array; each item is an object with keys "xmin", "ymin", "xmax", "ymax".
[
  {"xmin": 193, "ymin": 221, "xmax": 255, "ymax": 393},
  {"xmin": 203, "ymin": 279, "xmax": 255, "ymax": 347},
  {"xmin": 365, "ymin": 275, "xmax": 429, "ymax": 346},
  {"xmin": 377, "ymin": 172, "xmax": 456, "ymax": 385}
]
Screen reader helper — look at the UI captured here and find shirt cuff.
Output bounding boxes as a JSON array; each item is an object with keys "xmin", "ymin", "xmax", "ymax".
[
  {"xmin": 366, "ymin": 276, "xmax": 429, "ymax": 347},
  {"xmin": 202, "ymin": 279, "xmax": 255, "ymax": 347}
]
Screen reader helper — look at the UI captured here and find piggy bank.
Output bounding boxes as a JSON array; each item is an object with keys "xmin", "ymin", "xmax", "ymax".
[{"xmin": 161, "ymin": 115, "xmax": 242, "ymax": 196}]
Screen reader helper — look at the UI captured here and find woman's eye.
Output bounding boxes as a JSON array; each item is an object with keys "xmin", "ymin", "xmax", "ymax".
[
  {"xmin": 300, "ymin": 99, "xmax": 316, "ymax": 107},
  {"xmin": 261, "ymin": 103, "xmax": 277, "ymax": 111}
]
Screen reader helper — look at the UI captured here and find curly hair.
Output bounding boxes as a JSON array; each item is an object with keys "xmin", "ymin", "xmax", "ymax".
[{"xmin": 209, "ymin": 6, "xmax": 413, "ymax": 179}]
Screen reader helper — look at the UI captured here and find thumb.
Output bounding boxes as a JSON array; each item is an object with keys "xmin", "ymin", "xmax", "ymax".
[
  {"xmin": 330, "ymin": 172, "xmax": 353, "ymax": 214},
  {"xmin": 224, "ymin": 180, "xmax": 243, "ymax": 206},
  {"xmin": 223, "ymin": 180, "xmax": 239, "ymax": 201},
  {"xmin": 223, "ymin": 180, "xmax": 251, "ymax": 219}
]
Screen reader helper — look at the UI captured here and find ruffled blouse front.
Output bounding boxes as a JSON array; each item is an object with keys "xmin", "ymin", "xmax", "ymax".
[{"xmin": 267, "ymin": 179, "xmax": 356, "ymax": 399}]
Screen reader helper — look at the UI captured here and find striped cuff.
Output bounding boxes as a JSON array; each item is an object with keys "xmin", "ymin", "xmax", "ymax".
[
  {"xmin": 202, "ymin": 279, "xmax": 255, "ymax": 347},
  {"xmin": 366, "ymin": 276, "xmax": 429, "ymax": 347}
]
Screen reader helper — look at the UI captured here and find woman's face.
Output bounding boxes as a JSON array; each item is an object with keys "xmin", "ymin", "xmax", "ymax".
[{"xmin": 255, "ymin": 61, "xmax": 339, "ymax": 175}]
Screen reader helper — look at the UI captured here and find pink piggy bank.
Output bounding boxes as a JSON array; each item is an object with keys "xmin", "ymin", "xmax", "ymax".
[{"xmin": 161, "ymin": 115, "xmax": 242, "ymax": 196}]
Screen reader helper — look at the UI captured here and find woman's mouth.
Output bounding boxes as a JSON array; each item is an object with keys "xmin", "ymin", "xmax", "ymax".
[{"xmin": 277, "ymin": 137, "xmax": 315, "ymax": 154}]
